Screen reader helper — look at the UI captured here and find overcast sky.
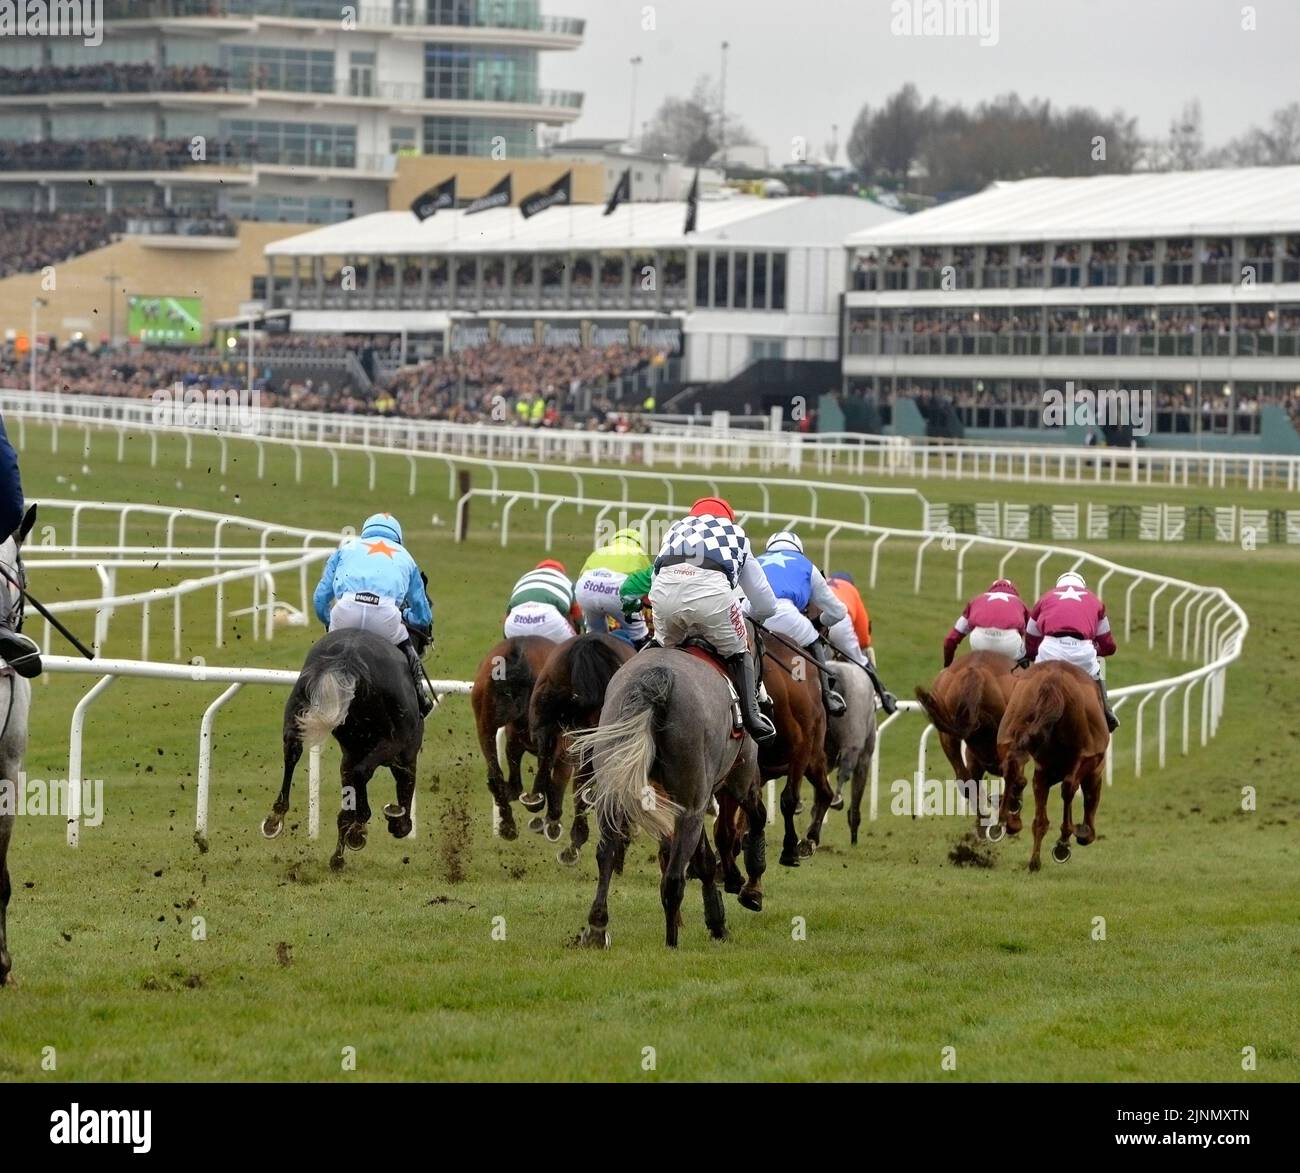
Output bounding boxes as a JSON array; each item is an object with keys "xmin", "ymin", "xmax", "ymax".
[{"xmin": 544, "ymin": 0, "xmax": 1300, "ymax": 162}]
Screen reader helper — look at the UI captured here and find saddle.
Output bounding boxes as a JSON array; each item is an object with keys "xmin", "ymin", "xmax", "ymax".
[{"xmin": 676, "ymin": 638, "xmax": 744, "ymax": 740}]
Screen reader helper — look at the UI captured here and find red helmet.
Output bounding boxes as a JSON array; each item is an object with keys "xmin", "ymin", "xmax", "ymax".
[
  {"xmin": 536, "ymin": 558, "xmax": 566, "ymax": 574},
  {"xmin": 689, "ymin": 496, "xmax": 735, "ymax": 522}
]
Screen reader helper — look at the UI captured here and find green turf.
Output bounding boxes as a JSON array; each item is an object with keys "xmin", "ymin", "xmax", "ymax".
[{"xmin": 0, "ymin": 422, "xmax": 1296, "ymax": 1082}]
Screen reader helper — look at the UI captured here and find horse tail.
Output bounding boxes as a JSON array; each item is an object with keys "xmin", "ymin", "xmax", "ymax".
[
  {"xmin": 1013, "ymin": 676, "xmax": 1067, "ymax": 751},
  {"xmin": 295, "ymin": 662, "xmax": 358, "ymax": 747},
  {"xmin": 916, "ymin": 664, "xmax": 988, "ymax": 740},
  {"xmin": 566, "ymin": 637, "xmax": 628, "ymax": 716},
  {"xmin": 569, "ymin": 665, "xmax": 681, "ymax": 842},
  {"xmin": 492, "ymin": 640, "xmax": 536, "ymax": 724}
]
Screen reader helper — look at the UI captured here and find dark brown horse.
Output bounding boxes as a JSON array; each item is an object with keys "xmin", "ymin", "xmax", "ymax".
[
  {"xmin": 528, "ymin": 632, "xmax": 634, "ymax": 864},
  {"xmin": 996, "ymin": 661, "xmax": 1110, "ymax": 871},
  {"xmin": 470, "ymin": 635, "xmax": 560, "ymax": 840},
  {"xmin": 914, "ymin": 651, "xmax": 1020, "ymax": 838}
]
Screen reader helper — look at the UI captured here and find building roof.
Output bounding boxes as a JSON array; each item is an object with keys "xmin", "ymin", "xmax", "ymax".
[
  {"xmin": 266, "ymin": 195, "xmax": 902, "ymax": 257},
  {"xmin": 847, "ymin": 167, "xmax": 1300, "ymax": 247}
]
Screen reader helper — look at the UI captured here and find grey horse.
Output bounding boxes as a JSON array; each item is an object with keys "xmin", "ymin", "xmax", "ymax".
[
  {"xmin": 0, "ymin": 505, "xmax": 37, "ymax": 985},
  {"xmin": 825, "ymin": 659, "xmax": 878, "ymax": 846},
  {"xmin": 569, "ymin": 649, "xmax": 766, "ymax": 948}
]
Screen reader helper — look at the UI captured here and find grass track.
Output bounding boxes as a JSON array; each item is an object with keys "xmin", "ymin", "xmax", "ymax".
[{"xmin": 0, "ymin": 422, "xmax": 1297, "ymax": 1082}]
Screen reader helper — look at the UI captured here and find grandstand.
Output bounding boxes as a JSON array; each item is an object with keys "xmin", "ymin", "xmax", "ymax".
[{"xmin": 841, "ymin": 167, "xmax": 1300, "ymax": 454}]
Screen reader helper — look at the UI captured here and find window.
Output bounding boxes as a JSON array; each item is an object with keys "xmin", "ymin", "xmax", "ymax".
[
  {"xmin": 770, "ymin": 252, "xmax": 786, "ymax": 310},
  {"xmin": 226, "ymin": 46, "xmax": 334, "ymax": 94},
  {"xmin": 733, "ymin": 252, "xmax": 749, "ymax": 309},
  {"xmin": 694, "ymin": 251, "xmax": 710, "ymax": 307},
  {"xmin": 422, "ymin": 116, "xmax": 536, "ymax": 156},
  {"xmin": 390, "ymin": 126, "xmax": 417, "ymax": 154},
  {"xmin": 423, "ymin": 42, "xmax": 537, "ymax": 103},
  {"xmin": 713, "ymin": 250, "xmax": 729, "ymax": 307},
  {"xmin": 750, "ymin": 338, "xmax": 784, "ymax": 361},
  {"xmin": 752, "ymin": 252, "xmax": 768, "ymax": 308}
]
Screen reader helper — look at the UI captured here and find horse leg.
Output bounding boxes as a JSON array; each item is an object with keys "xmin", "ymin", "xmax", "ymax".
[
  {"xmin": 799, "ymin": 750, "xmax": 835, "ymax": 857},
  {"xmin": 662, "ymin": 812, "xmax": 704, "ymax": 948},
  {"xmin": 0, "ymin": 807, "xmax": 13, "ymax": 985},
  {"xmin": 1054, "ymin": 774, "xmax": 1078, "ymax": 863},
  {"xmin": 737, "ymin": 786, "xmax": 767, "ymax": 912},
  {"xmin": 1027, "ymin": 770, "xmax": 1051, "ymax": 872},
  {"xmin": 559, "ymin": 757, "xmax": 591, "ymax": 867},
  {"xmin": 580, "ymin": 816, "xmax": 622, "ymax": 948},
  {"xmin": 998, "ymin": 750, "xmax": 1028, "ymax": 837},
  {"xmin": 331, "ymin": 756, "xmax": 376, "ymax": 871},
  {"xmin": 778, "ymin": 776, "xmax": 801, "ymax": 868},
  {"xmin": 848, "ymin": 721, "xmax": 876, "ymax": 847},
  {"xmin": 1076, "ymin": 756, "xmax": 1104, "ymax": 847},
  {"xmin": 540, "ymin": 732, "xmax": 570, "ymax": 848},
  {"xmin": 476, "ymin": 716, "xmax": 516, "ymax": 841},
  {"xmin": 713, "ymin": 790, "xmax": 745, "ymax": 895},
  {"xmin": 695, "ymin": 829, "xmax": 727, "ymax": 942},
  {"xmin": 385, "ymin": 754, "xmax": 416, "ymax": 840},
  {"xmin": 261, "ymin": 729, "xmax": 302, "ymax": 839}
]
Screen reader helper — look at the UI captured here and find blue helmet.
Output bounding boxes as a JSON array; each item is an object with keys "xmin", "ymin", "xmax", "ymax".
[
  {"xmin": 361, "ymin": 512, "xmax": 403, "ymax": 545},
  {"xmin": 830, "ymin": 570, "xmax": 855, "ymax": 585}
]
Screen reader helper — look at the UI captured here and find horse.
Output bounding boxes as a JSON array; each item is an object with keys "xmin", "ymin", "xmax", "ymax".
[
  {"xmin": 0, "ymin": 504, "xmax": 36, "ymax": 986},
  {"xmin": 262, "ymin": 627, "xmax": 424, "ymax": 871},
  {"xmin": 824, "ymin": 657, "xmax": 878, "ymax": 846},
  {"xmin": 527, "ymin": 632, "xmax": 634, "ymax": 864},
  {"xmin": 569, "ymin": 648, "xmax": 766, "ymax": 948},
  {"xmin": 469, "ymin": 635, "xmax": 558, "ymax": 840},
  {"xmin": 996, "ymin": 661, "xmax": 1110, "ymax": 871},
  {"xmin": 914, "ymin": 651, "xmax": 1020, "ymax": 839}
]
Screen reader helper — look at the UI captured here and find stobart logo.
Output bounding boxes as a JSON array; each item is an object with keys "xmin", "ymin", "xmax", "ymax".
[
  {"xmin": 890, "ymin": 0, "xmax": 999, "ymax": 46},
  {"xmin": 0, "ymin": 1, "xmax": 104, "ymax": 47}
]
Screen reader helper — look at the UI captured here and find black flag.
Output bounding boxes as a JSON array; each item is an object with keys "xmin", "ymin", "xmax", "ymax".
[
  {"xmin": 465, "ymin": 174, "xmax": 512, "ymax": 215},
  {"xmin": 410, "ymin": 176, "xmax": 456, "ymax": 221},
  {"xmin": 520, "ymin": 170, "xmax": 572, "ymax": 219},
  {"xmin": 604, "ymin": 167, "xmax": 631, "ymax": 216},
  {"xmin": 683, "ymin": 169, "xmax": 700, "ymax": 234}
]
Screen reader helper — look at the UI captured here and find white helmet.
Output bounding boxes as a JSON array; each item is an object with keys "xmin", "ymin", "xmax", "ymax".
[
  {"xmin": 1056, "ymin": 571, "xmax": 1087, "ymax": 590},
  {"xmin": 766, "ymin": 530, "xmax": 803, "ymax": 554}
]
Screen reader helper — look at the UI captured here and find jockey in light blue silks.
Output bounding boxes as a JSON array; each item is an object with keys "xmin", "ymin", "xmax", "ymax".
[{"xmin": 312, "ymin": 512, "xmax": 434, "ymax": 715}]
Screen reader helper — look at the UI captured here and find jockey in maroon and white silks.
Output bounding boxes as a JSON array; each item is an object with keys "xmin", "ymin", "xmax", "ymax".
[
  {"xmin": 943, "ymin": 578, "xmax": 1030, "ymax": 666},
  {"xmin": 1026, "ymin": 570, "xmax": 1119, "ymax": 730}
]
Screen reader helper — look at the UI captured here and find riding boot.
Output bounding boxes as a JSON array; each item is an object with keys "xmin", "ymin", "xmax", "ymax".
[
  {"xmin": 0, "ymin": 627, "xmax": 41, "ymax": 678},
  {"xmin": 1095, "ymin": 675, "xmax": 1119, "ymax": 732},
  {"xmin": 398, "ymin": 639, "xmax": 433, "ymax": 717},
  {"xmin": 634, "ymin": 634, "xmax": 660, "ymax": 652},
  {"xmin": 725, "ymin": 652, "xmax": 775, "ymax": 741},
  {"xmin": 804, "ymin": 640, "xmax": 846, "ymax": 717}
]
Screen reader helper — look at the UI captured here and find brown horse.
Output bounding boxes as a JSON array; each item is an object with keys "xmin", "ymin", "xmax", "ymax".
[
  {"xmin": 528, "ymin": 632, "xmax": 635, "ymax": 864},
  {"xmin": 470, "ymin": 635, "xmax": 559, "ymax": 840},
  {"xmin": 717, "ymin": 636, "xmax": 832, "ymax": 877},
  {"xmin": 996, "ymin": 661, "xmax": 1110, "ymax": 871},
  {"xmin": 914, "ymin": 651, "xmax": 1020, "ymax": 838}
]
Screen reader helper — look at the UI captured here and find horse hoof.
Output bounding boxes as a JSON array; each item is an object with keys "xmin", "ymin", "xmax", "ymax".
[
  {"xmin": 543, "ymin": 821, "xmax": 563, "ymax": 843},
  {"xmin": 387, "ymin": 816, "xmax": 412, "ymax": 840},
  {"xmin": 1052, "ymin": 842, "xmax": 1072, "ymax": 864},
  {"xmin": 526, "ymin": 816, "xmax": 544, "ymax": 835},
  {"xmin": 329, "ymin": 853, "xmax": 346, "ymax": 872},
  {"xmin": 1028, "ymin": 856, "xmax": 1042, "ymax": 873},
  {"xmin": 738, "ymin": 889, "xmax": 763, "ymax": 912},
  {"xmin": 520, "ymin": 792, "xmax": 545, "ymax": 813},
  {"xmin": 382, "ymin": 803, "xmax": 406, "ymax": 820},
  {"xmin": 1075, "ymin": 830, "xmax": 1094, "ymax": 847},
  {"xmin": 779, "ymin": 853, "xmax": 800, "ymax": 868},
  {"xmin": 723, "ymin": 875, "xmax": 743, "ymax": 895},
  {"xmin": 829, "ymin": 795, "xmax": 845, "ymax": 811},
  {"xmin": 261, "ymin": 816, "xmax": 282, "ymax": 839},
  {"xmin": 797, "ymin": 839, "xmax": 817, "ymax": 858},
  {"xmin": 1009, "ymin": 800, "xmax": 1022, "ymax": 815},
  {"xmin": 985, "ymin": 823, "xmax": 1006, "ymax": 843},
  {"xmin": 498, "ymin": 820, "xmax": 519, "ymax": 842},
  {"xmin": 580, "ymin": 927, "xmax": 611, "ymax": 949},
  {"xmin": 345, "ymin": 825, "xmax": 367, "ymax": 851},
  {"xmin": 557, "ymin": 847, "xmax": 579, "ymax": 866}
]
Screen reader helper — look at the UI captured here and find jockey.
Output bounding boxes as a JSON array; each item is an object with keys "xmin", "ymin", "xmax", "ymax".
[
  {"xmin": 825, "ymin": 570, "xmax": 872, "ymax": 668},
  {"xmin": 1027, "ymin": 571, "xmax": 1119, "ymax": 731},
  {"xmin": 650, "ymin": 496, "xmax": 779, "ymax": 741},
  {"xmin": 618, "ymin": 563, "xmax": 654, "ymax": 645},
  {"xmin": 0, "ymin": 416, "xmax": 40, "ymax": 677},
  {"xmin": 755, "ymin": 531, "xmax": 847, "ymax": 718},
  {"xmin": 575, "ymin": 526, "xmax": 652, "ymax": 643},
  {"xmin": 503, "ymin": 559, "xmax": 580, "ymax": 642},
  {"xmin": 312, "ymin": 512, "xmax": 434, "ymax": 716},
  {"xmin": 944, "ymin": 578, "xmax": 1031, "ymax": 667}
]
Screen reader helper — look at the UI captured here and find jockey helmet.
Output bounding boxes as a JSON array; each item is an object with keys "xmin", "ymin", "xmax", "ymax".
[
  {"xmin": 536, "ymin": 559, "xmax": 566, "ymax": 574},
  {"xmin": 765, "ymin": 531, "xmax": 804, "ymax": 554},
  {"xmin": 830, "ymin": 570, "xmax": 855, "ymax": 585},
  {"xmin": 361, "ymin": 512, "xmax": 403, "ymax": 545},
  {"xmin": 612, "ymin": 527, "xmax": 646, "ymax": 551},
  {"xmin": 988, "ymin": 578, "xmax": 1020, "ymax": 596},
  {"xmin": 1056, "ymin": 571, "xmax": 1087, "ymax": 590},
  {"xmin": 689, "ymin": 497, "xmax": 735, "ymax": 523}
]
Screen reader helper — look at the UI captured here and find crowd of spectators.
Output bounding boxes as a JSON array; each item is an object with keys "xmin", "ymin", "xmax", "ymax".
[
  {"xmin": 0, "ymin": 137, "xmax": 202, "ymax": 171},
  {"xmin": 0, "ymin": 209, "xmax": 124, "ymax": 278},
  {"xmin": 0, "ymin": 64, "xmax": 228, "ymax": 96}
]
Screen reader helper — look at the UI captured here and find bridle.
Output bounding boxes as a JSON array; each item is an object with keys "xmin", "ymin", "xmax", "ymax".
[{"xmin": 0, "ymin": 543, "xmax": 25, "ymax": 633}]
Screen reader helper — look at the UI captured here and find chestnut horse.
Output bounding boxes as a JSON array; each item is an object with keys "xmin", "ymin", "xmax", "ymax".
[
  {"xmin": 528, "ymin": 632, "xmax": 634, "ymax": 864},
  {"xmin": 470, "ymin": 635, "xmax": 559, "ymax": 840},
  {"xmin": 914, "ymin": 651, "xmax": 1020, "ymax": 838},
  {"xmin": 996, "ymin": 661, "xmax": 1110, "ymax": 871}
]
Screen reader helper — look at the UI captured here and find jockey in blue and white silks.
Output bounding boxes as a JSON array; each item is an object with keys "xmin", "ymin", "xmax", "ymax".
[
  {"xmin": 0, "ymin": 415, "xmax": 40, "ymax": 677},
  {"xmin": 312, "ymin": 512, "xmax": 434, "ymax": 715},
  {"xmin": 754, "ymin": 530, "xmax": 847, "ymax": 717}
]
